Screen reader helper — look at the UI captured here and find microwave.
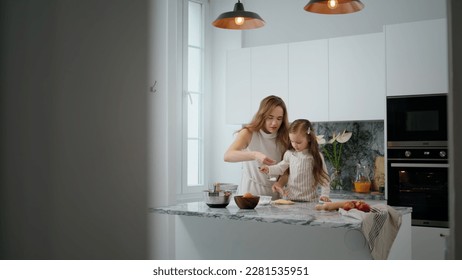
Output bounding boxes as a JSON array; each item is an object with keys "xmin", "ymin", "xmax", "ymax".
[{"xmin": 387, "ymin": 94, "xmax": 448, "ymax": 147}]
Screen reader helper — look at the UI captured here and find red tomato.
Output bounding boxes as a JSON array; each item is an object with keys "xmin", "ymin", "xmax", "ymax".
[
  {"xmin": 356, "ymin": 202, "xmax": 371, "ymax": 212},
  {"xmin": 342, "ymin": 201, "xmax": 355, "ymax": 211}
]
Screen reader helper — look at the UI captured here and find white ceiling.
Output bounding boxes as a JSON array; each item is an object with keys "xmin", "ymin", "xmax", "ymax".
[{"xmin": 211, "ymin": 0, "xmax": 447, "ymax": 47}]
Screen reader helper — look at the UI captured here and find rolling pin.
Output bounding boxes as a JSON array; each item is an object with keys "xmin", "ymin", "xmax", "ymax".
[{"xmin": 315, "ymin": 201, "xmax": 349, "ymax": 211}]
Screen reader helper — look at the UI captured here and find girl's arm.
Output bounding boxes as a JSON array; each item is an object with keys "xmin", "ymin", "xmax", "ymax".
[
  {"xmin": 224, "ymin": 129, "xmax": 276, "ymax": 165},
  {"xmin": 267, "ymin": 151, "xmax": 290, "ymax": 176},
  {"xmin": 272, "ymin": 170, "xmax": 289, "ymax": 197}
]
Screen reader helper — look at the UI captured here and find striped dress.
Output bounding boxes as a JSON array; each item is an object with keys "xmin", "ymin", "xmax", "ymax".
[{"xmin": 267, "ymin": 149, "xmax": 330, "ymax": 202}]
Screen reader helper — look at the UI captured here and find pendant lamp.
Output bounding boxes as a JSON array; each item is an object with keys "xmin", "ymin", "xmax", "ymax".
[
  {"xmin": 212, "ymin": 0, "xmax": 265, "ymax": 30},
  {"xmin": 304, "ymin": 0, "xmax": 364, "ymax": 14}
]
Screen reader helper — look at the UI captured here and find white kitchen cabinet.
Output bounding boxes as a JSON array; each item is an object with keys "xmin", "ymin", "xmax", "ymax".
[
  {"xmin": 412, "ymin": 226, "xmax": 449, "ymax": 260},
  {"xmin": 225, "ymin": 45, "xmax": 288, "ymax": 125},
  {"xmin": 385, "ymin": 18, "xmax": 448, "ymax": 96},
  {"xmin": 225, "ymin": 48, "xmax": 252, "ymax": 124},
  {"xmin": 328, "ymin": 32, "xmax": 386, "ymax": 121},
  {"xmin": 288, "ymin": 39, "xmax": 329, "ymax": 122},
  {"xmin": 226, "ymin": 33, "xmax": 386, "ymax": 124},
  {"xmin": 250, "ymin": 44, "xmax": 289, "ymax": 114}
]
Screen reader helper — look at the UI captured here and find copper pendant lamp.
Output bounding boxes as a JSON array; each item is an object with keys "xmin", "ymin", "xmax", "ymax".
[
  {"xmin": 304, "ymin": 0, "xmax": 364, "ymax": 14},
  {"xmin": 212, "ymin": 0, "xmax": 265, "ymax": 30}
]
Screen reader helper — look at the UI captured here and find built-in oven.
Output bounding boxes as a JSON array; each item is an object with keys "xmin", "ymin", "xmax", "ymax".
[
  {"xmin": 387, "ymin": 94, "xmax": 447, "ymax": 147},
  {"xmin": 386, "ymin": 94, "xmax": 449, "ymax": 228},
  {"xmin": 387, "ymin": 147, "xmax": 449, "ymax": 228}
]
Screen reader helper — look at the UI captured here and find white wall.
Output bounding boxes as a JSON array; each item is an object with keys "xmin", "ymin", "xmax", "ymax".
[
  {"xmin": 147, "ymin": 0, "xmax": 179, "ymax": 259},
  {"xmin": 0, "ymin": 0, "xmax": 149, "ymax": 259},
  {"xmin": 209, "ymin": 2, "xmax": 244, "ymax": 185}
]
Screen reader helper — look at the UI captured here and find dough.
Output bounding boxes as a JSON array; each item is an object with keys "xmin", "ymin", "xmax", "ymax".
[{"xmin": 273, "ymin": 199, "xmax": 295, "ymax": 205}]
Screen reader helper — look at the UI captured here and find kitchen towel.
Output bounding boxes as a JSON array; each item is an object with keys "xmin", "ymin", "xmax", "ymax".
[{"xmin": 339, "ymin": 204, "xmax": 402, "ymax": 260}]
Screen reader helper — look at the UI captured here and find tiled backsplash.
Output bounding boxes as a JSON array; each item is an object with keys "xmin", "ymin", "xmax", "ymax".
[{"xmin": 312, "ymin": 121, "xmax": 385, "ymax": 192}]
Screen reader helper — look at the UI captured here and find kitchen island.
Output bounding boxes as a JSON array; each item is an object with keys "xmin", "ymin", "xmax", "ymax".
[{"xmin": 151, "ymin": 200, "xmax": 411, "ymax": 260}]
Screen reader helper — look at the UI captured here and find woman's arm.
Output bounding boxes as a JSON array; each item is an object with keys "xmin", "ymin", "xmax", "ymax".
[{"xmin": 224, "ymin": 129, "xmax": 276, "ymax": 165}]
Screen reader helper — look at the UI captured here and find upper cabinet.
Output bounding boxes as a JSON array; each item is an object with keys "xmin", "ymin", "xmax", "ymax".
[
  {"xmin": 288, "ymin": 39, "xmax": 329, "ymax": 122},
  {"xmin": 385, "ymin": 18, "xmax": 448, "ymax": 96},
  {"xmin": 329, "ymin": 32, "xmax": 386, "ymax": 121},
  {"xmin": 250, "ymin": 44, "xmax": 289, "ymax": 114},
  {"xmin": 225, "ymin": 45, "xmax": 288, "ymax": 125},
  {"xmin": 225, "ymin": 35, "xmax": 383, "ymax": 124},
  {"xmin": 225, "ymin": 19, "xmax": 448, "ymax": 124},
  {"xmin": 225, "ymin": 48, "xmax": 252, "ymax": 125}
]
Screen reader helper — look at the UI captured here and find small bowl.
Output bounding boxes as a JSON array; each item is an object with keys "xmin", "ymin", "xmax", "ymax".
[
  {"xmin": 258, "ymin": 195, "xmax": 272, "ymax": 205},
  {"xmin": 234, "ymin": 195, "xmax": 260, "ymax": 209}
]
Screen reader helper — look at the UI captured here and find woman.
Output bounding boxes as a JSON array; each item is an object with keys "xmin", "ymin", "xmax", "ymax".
[{"xmin": 224, "ymin": 95, "xmax": 290, "ymax": 198}]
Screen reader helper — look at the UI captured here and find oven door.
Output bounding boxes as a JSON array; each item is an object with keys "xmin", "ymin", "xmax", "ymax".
[
  {"xmin": 387, "ymin": 94, "xmax": 447, "ymax": 147},
  {"xmin": 387, "ymin": 161, "xmax": 449, "ymax": 228}
]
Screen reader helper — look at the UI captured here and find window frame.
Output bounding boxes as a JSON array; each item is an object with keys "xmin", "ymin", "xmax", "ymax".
[{"xmin": 179, "ymin": 0, "xmax": 210, "ymax": 198}]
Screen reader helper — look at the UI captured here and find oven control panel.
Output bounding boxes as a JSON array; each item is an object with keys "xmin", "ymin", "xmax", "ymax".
[{"xmin": 388, "ymin": 148, "xmax": 448, "ymax": 160}]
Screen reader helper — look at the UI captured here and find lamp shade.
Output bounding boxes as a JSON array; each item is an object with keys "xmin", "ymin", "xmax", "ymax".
[
  {"xmin": 304, "ymin": 0, "xmax": 364, "ymax": 14},
  {"xmin": 212, "ymin": 1, "xmax": 265, "ymax": 30}
]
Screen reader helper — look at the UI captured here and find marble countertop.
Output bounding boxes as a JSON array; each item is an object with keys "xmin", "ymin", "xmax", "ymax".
[{"xmin": 150, "ymin": 199, "xmax": 411, "ymax": 230}]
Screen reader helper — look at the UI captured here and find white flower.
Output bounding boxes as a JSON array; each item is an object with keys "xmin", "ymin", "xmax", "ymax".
[
  {"xmin": 318, "ymin": 129, "xmax": 353, "ymax": 171},
  {"xmin": 316, "ymin": 135, "xmax": 326, "ymax": 144},
  {"xmin": 336, "ymin": 129, "xmax": 353, "ymax": 143}
]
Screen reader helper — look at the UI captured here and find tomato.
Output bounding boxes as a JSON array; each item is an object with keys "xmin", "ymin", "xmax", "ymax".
[
  {"xmin": 355, "ymin": 201, "xmax": 371, "ymax": 212},
  {"xmin": 342, "ymin": 201, "xmax": 355, "ymax": 211},
  {"xmin": 357, "ymin": 203, "xmax": 371, "ymax": 212}
]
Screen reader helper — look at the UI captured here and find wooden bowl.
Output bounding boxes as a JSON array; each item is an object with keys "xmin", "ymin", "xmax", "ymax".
[{"xmin": 234, "ymin": 195, "xmax": 260, "ymax": 209}]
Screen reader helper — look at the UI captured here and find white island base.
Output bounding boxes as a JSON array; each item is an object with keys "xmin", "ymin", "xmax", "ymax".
[{"xmin": 153, "ymin": 201, "xmax": 412, "ymax": 260}]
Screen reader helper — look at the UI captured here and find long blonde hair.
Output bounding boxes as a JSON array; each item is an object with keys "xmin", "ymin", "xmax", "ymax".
[
  {"xmin": 289, "ymin": 119, "xmax": 329, "ymax": 187},
  {"xmin": 240, "ymin": 95, "xmax": 290, "ymax": 154}
]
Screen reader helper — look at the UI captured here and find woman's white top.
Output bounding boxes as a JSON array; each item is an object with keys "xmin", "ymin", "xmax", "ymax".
[
  {"xmin": 267, "ymin": 149, "xmax": 330, "ymax": 202},
  {"xmin": 238, "ymin": 130, "xmax": 283, "ymax": 199}
]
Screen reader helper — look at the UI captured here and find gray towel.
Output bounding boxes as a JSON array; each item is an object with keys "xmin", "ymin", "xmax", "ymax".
[{"xmin": 339, "ymin": 204, "xmax": 402, "ymax": 259}]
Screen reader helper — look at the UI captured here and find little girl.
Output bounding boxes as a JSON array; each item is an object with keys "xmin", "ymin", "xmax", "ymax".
[{"xmin": 259, "ymin": 119, "xmax": 331, "ymax": 202}]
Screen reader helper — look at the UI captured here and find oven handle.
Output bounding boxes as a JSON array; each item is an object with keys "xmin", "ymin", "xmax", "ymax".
[{"xmin": 390, "ymin": 163, "xmax": 449, "ymax": 168}]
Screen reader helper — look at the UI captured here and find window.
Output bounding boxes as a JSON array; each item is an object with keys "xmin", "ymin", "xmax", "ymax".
[{"xmin": 182, "ymin": 0, "xmax": 207, "ymax": 194}]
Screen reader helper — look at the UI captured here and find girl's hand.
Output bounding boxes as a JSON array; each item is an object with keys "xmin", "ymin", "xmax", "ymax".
[
  {"xmin": 254, "ymin": 151, "xmax": 276, "ymax": 165},
  {"xmin": 259, "ymin": 165, "xmax": 269, "ymax": 174},
  {"xmin": 272, "ymin": 184, "xmax": 288, "ymax": 198},
  {"xmin": 271, "ymin": 184, "xmax": 283, "ymax": 195},
  {"xmin": 319, "ymin": 196, "xmax": 331, "ymax": 202}
]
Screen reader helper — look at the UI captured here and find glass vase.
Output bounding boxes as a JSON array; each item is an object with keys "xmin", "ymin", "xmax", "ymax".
[{"xmin": 330, "ymin": 168, "xmax": 343, "ymax": 190}]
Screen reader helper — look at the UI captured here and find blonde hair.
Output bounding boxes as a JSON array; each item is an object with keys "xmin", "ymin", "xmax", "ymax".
[
  {"xmin": 240, "ymin": 95, "xmax": 290, "ymax": 154},
  {"xmin": 289, "ymin": 119, "xmax": 329, "ymax": 187}
]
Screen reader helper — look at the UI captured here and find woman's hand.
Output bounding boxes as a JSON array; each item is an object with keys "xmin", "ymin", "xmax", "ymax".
[
  {"xmin": 319, "ymin": 196, "xmax": 331, "ymax": 202},
  {"xmin": 254, "ymin": 151, "xmax": 276, "ymax": 165}
]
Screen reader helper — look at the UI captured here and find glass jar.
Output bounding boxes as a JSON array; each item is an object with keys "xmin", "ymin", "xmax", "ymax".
[
  {"xmin": 330, "ymin": 168, "xmax": 343, "ymax": 190},
  {"xmin": 354, "ymin": 164, "xmax": 371, "ymax": 193}
]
